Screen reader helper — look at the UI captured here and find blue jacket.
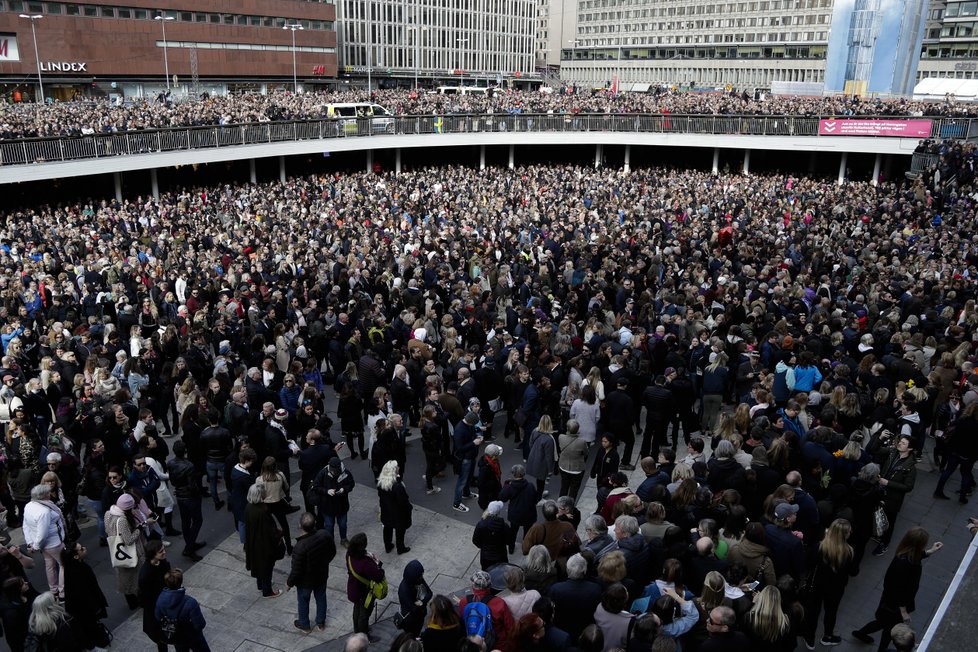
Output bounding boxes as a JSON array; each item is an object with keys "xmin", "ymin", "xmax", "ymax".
[
  {"xmin": 792, "ymin": 365, "xmax": 823, "ymax": 392},
  {"xmin": 156, "ymin": 588, "xmax": 206, "ymax": 643}
]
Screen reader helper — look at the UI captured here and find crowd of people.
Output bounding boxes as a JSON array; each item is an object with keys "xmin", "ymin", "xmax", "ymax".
[
  {"xmin": 1, "ymin": 86, "xmax": 976, "ymax": 141},
  {"xmin": 0, "ymin": 133, "xmax": 975, "ymax": 652}
]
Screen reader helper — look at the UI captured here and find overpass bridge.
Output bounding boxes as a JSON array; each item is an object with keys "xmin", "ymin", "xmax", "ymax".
[{"xmin": 1, "ymin": 113, "xmax": 973, "ymax": 197}]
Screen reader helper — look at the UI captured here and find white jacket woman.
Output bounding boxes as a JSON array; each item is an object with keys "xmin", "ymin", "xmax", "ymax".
[{"xmin": 23, "ymin": 484, "xmax": 66, "ymax": 597}]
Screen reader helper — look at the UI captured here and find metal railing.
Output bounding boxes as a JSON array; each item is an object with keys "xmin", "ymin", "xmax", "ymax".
[{"xmin": 1, "ymin": 114, "xmax": 975, "ymax": 168}]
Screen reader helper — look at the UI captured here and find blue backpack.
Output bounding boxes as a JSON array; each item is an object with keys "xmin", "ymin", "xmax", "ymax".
[{"xmin": 463, "ymin": 594, "xmax": 497, "ymax": 649}]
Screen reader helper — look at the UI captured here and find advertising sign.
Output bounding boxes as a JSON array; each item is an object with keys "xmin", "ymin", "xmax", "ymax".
[
  {"xmin": 0, "ymin": 34, "xmax": 20, "ymax": 62},
  {"xmin": 818, "ymin": 119, "xmax": 933, "ymax": 137}
]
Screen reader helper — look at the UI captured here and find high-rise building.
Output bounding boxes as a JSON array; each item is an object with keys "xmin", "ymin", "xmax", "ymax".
[
  {"xmin": 536, "ymin": 0, "xmax": 577, "ymax": 69},
  {"xmin": 560, "ymin": 0, "xmax": 836, "ymax": 90},
  {"xmin": 918, "ymin": 0, "xmax": 978, "ymax": 83},
  {"xmin": 334, "ymin": 0, "xmax": 537, "ymax": 87}
]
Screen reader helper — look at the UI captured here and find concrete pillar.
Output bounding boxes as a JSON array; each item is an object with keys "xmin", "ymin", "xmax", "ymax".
[
  {"xmin": 808, "ymin": 151, "xmax": 817, "ymax": 174},
  {"xmin": 508, "ymin": 144, "xmax": 514, "ymax": 170},
  {"xmin": 595, "ymin": 144, "xmax": 603, "ymax": 168},
  {"xmin": 742, "ymin": 149, "xmax": 750, "ymax": 175},
  {"xmin": 624, "ymin": 144, "xmax": 631, "ymax": 173},
  {"xmin": 366, "ymin": 150, "xmax": 374, "ymax": 173},
  {"xmin": 883, "ymin": 154, "xmax": 893, "ymax": 179},
  {"xmin": 712, "ymin": 148, "xmax": 720, "ymax": 174},
  {"xmin": 113, "ymin": 172, "xmax": 122, "ymax": 202},
  {"xmin": 150, "ymin": 168, "xmax": 159, "ymax": 199},
  {"xmin": 872, "ymin": 153, "xmax": 882, "ymax": 186},
  {"xmin": 279, "ymin": 156, "xmax": 286, "ymax": 183},
  {"xmin": 838, "ymin": 151, "xmax": 848, "ymax": 186},
  {"xmin": 249, "ymin": 159, "xmax": 257, "ymax": 184},
  {"xmin": 480, "ymin": 145, "xmax": 486, "ymax": 171},
  {"xmin": 395, "ymin": 148, "xmax": 402, "ymax": 174}
]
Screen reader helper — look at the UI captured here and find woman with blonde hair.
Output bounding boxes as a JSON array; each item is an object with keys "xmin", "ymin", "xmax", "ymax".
[
  {"xmin": 733, "ymin": 403, "xmax": 752, "ymax": 436},
  {"xmin": 25, "ymin": 591, "xmax": 76, "ymax": 649},
  {"xmin": 258, "ymin": 456, "xmax": 294, "ymax": 556},
  {"xmin": 526, "ymin": 415, "xmax": 557, "ymax": 496},
  {"xmin": 173, "ymin": 375, "xmax": 198, "ymax": 421},
  {"xmin": 581, "ymin": 366, "xmax": 605, "ymax": 403},
  {"xmin": 377, "ymin": 460, "xmax": 413, "ymax": 554},
  {"xmin": 745, "ymin": 585, "xmax": 793, "ymax": 649},
  {"xmin": 802, "ymin": 519, "xmax": 853, "ymax": 648}
]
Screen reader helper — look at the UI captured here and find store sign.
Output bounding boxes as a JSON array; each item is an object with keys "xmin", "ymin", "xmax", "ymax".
[
  {"xmin": 40, "ymin": 61, "xmax": 88, "ymax": 72},
  {"xmin": 0, "ymin": 34, "xmax": 20, "ymax": 62},
  {"xmin": 818, "ymin": 119, "xmax": 932, "ymax": 138}
]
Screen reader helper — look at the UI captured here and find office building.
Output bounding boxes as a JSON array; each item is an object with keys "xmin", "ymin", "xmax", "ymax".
[
  {"xmin": 333, "ymin": 0, "xmax": 537, "ymax": 88},
  {"xmin": 0, "ymin": 0, "xmax": 337, "ymax": 102},
  {"xmin": 918, "ymin": 0, "xmax": 978, "ymax": 82}
]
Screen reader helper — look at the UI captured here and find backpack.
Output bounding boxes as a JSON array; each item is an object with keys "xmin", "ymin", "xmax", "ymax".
[
  {"xmin": 159, "ymin": 611, "xmax": 182, "ymax": 643},
  {"xmin": 463, "ymin": 593, "xmax": 497, "ymax": 650},
  {"xmin": 158, "ymin": 596, "xmax": 185, "ymax": 644}
]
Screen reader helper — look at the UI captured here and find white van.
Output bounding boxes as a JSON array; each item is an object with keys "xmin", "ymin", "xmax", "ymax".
[{"xmin": 325, "ymin": 102, "xmax": 395, "ymax": 134}]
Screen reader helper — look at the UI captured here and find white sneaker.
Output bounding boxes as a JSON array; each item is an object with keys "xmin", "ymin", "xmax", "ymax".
[
  {"xmin": 162, "ymin": 540, "xmax": 172, "ymax": 547},
  {"xmin": 426, "ymin": 487, "xmax": 442, "ymax": 495},
  {"xmin": 453, "ymin": 503, "xmax": 470, "ymax": 513}
]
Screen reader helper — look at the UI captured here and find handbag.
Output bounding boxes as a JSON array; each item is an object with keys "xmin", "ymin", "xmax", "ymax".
[
  {"xmin": 108, "ymin": 519, "xmax": 138, "ymax": 569},
  {"xmin": 93, "ymin": 621, "xmax": 113, "ymax": 648},
  {"xmin": 514, "ymin": 409, "xmax": 528, "ymax": 427},
  {"xmin": 348, "ymin": 557, "xmax": 388, "ymax": 608},
  {"xmin": 872, "ymin": 503, "xmax": 889, "ymax": 539},
  {"xmin": 393, "ymin": 610, "xmax": 407, "ymax": 628},
  {"xmin": 488, "ymin": 398, "xmax": 503, "ymax": 412}
]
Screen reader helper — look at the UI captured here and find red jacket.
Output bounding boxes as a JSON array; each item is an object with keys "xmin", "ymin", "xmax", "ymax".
[{"xmin": 457, "ymin": 588, "xmax": 515, "ymax": 651}]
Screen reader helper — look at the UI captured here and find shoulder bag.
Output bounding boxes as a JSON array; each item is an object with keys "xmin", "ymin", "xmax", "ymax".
[
  {"xmin": 348, "ymin": 556, "xmax": 388, "ymax": 608},
  {"xmin": 108, "ymin": 518, "xmax": 138, "ymax": 569}
]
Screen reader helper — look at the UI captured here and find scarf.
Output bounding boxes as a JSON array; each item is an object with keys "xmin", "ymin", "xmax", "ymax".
[{"xmin": 484, "ymin": 454, "xmax": 501, "ymax": 480}]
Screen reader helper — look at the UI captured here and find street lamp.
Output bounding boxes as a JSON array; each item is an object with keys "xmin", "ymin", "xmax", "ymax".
[
  {"xmin": 457, "ymin": 37, "xmax": 468, "ymax": 88},
  {"xmin": 283, "ymin": 23, "xmax": 304, "ymax": 94},
  {"xmin": 19, "ymin": 14, "xmax": 43, "ymax": 104},
  {"xmin": 155, "ymin": 13, "xmax": 175, "ymax": 92},
  {"xmin": 407, "ymin": 26, "xmax": 427, "ymax": 90}
]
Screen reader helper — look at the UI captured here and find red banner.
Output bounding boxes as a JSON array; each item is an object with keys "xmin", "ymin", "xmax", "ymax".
[{"xmin": 818, "ymin": 119, "xmax": 932, "ymax": 138}]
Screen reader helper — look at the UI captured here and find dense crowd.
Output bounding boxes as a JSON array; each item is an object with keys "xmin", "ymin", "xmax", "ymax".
[
  {"xmin": 0, "ymin": 141, "xmax": 976, "ymax": 652},
  {"xmin": 1, "ymin": 86, "xmax": 976, "ymax": 140}
]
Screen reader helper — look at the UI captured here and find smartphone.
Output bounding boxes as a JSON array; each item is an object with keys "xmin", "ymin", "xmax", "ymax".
[{"xmin": 747, "ymin": 581, "xmax": 760, "ymax": 591}]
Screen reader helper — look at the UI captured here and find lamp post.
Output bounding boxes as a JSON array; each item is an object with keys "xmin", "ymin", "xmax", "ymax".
[
  {"xmin": 457, "ymin": 37, "xmax": 468, "ymax": 88},
  {"xmin": 155, "ymin": 13, "xmax": 175, "ymax": 92},
  {"xmin": 283, "ymin": 23, "xmax": 304, "ymax": 93},
  {"xmin": 407, "ymin": 26, "xmax": 426, "ymax": 90},
  {"xmin": 19, "ymin": 14, "xmax": 43, "ymax": 104}
]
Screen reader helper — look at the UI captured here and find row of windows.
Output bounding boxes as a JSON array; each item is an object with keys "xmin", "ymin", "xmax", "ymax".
[
  {"xmin": 573, "ymin": 31, "xmax": 828, "ymax": 46},
  {"xmin": 0, "ymin": 1, "xmax": 333, "ymax": 31},
  {"xmin": 948, "ymin": 2, "xmax": 978, "ymax": 18},
  {"xmin": 562, "ymin": 45, "xmax": 826, "ymax": 61},
  {"xmin": 577, "ymin": 13, "xmax": 830, "ymax": 35},
  {"xmin": 940, "ymin": 22, "xmax": 978, "ymax": 38},
  {"xmin": 577, "ymin": 0, "xmax": 831, "ymax": 14},
  {"xmin": 922, "ymin": 46, "xmax": 978, "ymax": 58},
  {"xmin": 160, "ymin": 40, "xmax": 335, "ymax": 54}
]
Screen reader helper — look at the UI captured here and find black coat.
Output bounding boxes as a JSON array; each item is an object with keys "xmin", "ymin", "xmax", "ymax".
[
  {"xmin": 288, "ymin": 530, "xmax": 337, "ymax": 589},
  {"xmin": 244, "ymin": 503, "xmax": 281, "ymax": 579},
  {"xmin": 499, "ymin": 477, "xmax": 539, "ymax": 526},
  {"xmin": 548, "ymin": 578, "xmax": 602, "ymax": 639},
  {"xmin": 472, "ymin": 515, "xmax": 509, "ymax": 568},
  {"xmin": 378, "ymin": 480, "xmax": 413, "ymax": 529}
]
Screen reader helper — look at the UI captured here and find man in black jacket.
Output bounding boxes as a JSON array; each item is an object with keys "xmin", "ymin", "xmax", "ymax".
[
  {"xmin": 642, "ymin": 375, "xmax": 675, "ymax": 456},
  {"xmin": 287, "ymin": 512, "xmax": 337, "ymax": 633},
  {"xmin": 298, "ymin": 429, "xmax": 342, "ymax": 514},
  {"xmin": 200, "ymin": 413, "xmax": 233, "ymax": 510},
  {"xmin": 168, "ymin": 440, "xmax": 206, "ymax": 561},
  {"xmin": 548, "ymin": 553, "xmax": 602, "ymax": 639},
  {"xmin": 605, "ymin": 378, "xmax": 636, "ymax": 469},
  {"xmin": 452, "ymin": 412, "xmax": 483, "ymax": 513}
]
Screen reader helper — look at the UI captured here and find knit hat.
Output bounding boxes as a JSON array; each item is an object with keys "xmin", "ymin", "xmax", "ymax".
[
  {"xmin": 471, "ymin": 570, "xmax": 492, "ymax": 589},
  {"xmin": 328, "ymin": 457, "xmax": 343, "ymax": 471},
  {"xmin": 117, "ymin": 494, "xmax": 135, "ymax": 510},
  {"xmin": 487, "ymin": 501, "xmax": 505, "ymax": 516}
]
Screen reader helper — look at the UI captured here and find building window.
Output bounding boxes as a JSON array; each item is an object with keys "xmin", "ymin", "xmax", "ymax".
[
  {"xmin": 83, "ymin": 5, "xmax": 96, "ymax": 16},
  {"xmin": 117, "ymin": 8, "xmax": 131, "ymax": 19},
  {"xmin": 46, "ymin": 3, "xmax": 63, "ymax": 14}
]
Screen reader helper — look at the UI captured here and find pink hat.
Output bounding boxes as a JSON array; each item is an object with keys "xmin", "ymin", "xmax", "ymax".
[{"xmin": 117, "ymin": 494, "xmax": 135, "ymax": 510}]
